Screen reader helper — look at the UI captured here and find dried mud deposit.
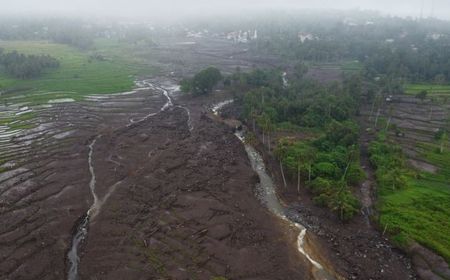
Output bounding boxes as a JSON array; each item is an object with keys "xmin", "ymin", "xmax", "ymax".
[{"xmin": 0, "ymin": 81, "xmax": 311, "ymax": 279}]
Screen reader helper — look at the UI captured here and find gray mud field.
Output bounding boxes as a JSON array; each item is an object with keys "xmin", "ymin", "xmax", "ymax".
[
  {"xmin": 0, "ymin": 36, "xmax": 421, "ymax": 280},
  {"xmin": 0, "ymin": 38, "xmax": 312, "ymax": 279}
]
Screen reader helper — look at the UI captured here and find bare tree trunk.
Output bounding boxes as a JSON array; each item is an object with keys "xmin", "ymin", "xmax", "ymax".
[
  {"xmin": 343, "ymin": 159, "xmax": 351, "ymax": 180},
  {"xmin": 252, "ymin": 118, "xmax": 255, "ymax": 132},
  {"xmin": 382, "ymin": 223, "xmax": 388, "ymax": 236},
  {"xmin": 280, "ymin": 161, "xmax": 287, "ymax": 188},
  {"xmin": 308, "ymin": 164, "xmax": 311, "ymax": 182},
  {"xmin": 386, "ymin": 116, "xmax": 391, "ymax": 131},
  {"xmin": 297, "ymin": 164, "xmax": 301, "ymax": 194},
  {"xmin": 369, "ymin": 98, "xmax": 376, "ymax": 120},
  {"xmin": 374, "ymin": 109, "xmax": 381, "ymax": 128},
  {"xmin": 267, "ymin": 132, "xmax": 271, "ymax": 151},
  {"xmin": 262, "ymin": 131, "xmax": 265, "ymax": 145}
]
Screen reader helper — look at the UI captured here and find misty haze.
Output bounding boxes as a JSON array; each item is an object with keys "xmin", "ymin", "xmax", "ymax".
[{"xmin": 0, "ymin": 1, "xmax": 449, "ymax": 280}]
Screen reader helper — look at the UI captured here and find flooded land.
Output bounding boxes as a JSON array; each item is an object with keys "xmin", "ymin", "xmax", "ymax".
[{"xmin": 1, "ymin": 10, "xmax": 450, "ymax": 280}]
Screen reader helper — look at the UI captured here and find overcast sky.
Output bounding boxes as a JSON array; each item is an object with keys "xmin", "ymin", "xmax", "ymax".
[{"xmin": 1, "ymin": 0, "xmax": 449, "ymax": 20}]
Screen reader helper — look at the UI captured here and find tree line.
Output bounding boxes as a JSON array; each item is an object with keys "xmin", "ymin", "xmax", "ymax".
[
  {"xmin": 246, "ymin": 14, "xmax": 450, "ymax": 84},
  {"xmin": 0, "ymin": 49, "xmax": 60, "ymax": 79},
  {"xmin": 0, "ymin": 18, "xmax": 95, "ymax": 50}
]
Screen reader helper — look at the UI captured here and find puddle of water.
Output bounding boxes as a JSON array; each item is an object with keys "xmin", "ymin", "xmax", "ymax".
[
  {"xmin": 48, "ymin": 98, "xmax": 75, "ymax": 104},
  {"xmin": 212, "ymin": 99, "xmax": 233, "ymax": 115},
  {"xmin": 53, "ymin": 130, "xmax": 75, "ymax": 140},
  {"xmin": 176, "ymin": 41, "xmax": 196, "ymax": 45}
]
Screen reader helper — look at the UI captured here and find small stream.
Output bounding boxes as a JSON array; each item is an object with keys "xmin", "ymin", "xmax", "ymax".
[
  {"xmin": 213, "ymin": 100, "xmax": 335, "ymax": 280},
  {"xmin": 67, "ymin": 135, "xmax": 100, "ymax": 280},
  {"xmin": 282, "ymin": 71, "xmax": 289, "ymax": 87},
  {"xmin": 66, "ymin": 81, "xmax": 180, "ymax": 280},
  {"xmin": 235, "ymin": 131, "xmax": 335, "ymax": 280},
  {"xmin": 127, "ymin": 82, "xmax": 174, "ymax": 126}
]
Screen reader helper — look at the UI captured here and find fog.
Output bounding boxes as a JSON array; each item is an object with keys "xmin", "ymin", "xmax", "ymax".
[{"xmin": 1, "ymin": 0, "xmax": 450, "ymax": 20}]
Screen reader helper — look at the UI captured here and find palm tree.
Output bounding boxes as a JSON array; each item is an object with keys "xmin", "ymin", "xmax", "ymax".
[
  {"xmin": 439, "ymin": 131, "xmax": 448, "ymax": 154},
  {"xmin": 385, "ymin": 105, "xmax": 394, "ymax": 131},
  {"xmin": 296, "ymin": 155, "xmax": 303, "ymax": 194},
  {"xmin": 275, "ymin": 139, "xmax": 289, "ymax": 188}
]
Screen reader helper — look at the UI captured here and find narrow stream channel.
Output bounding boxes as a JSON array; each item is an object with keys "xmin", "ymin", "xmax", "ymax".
[
  {"xmin": 67, "ymin": 135, "xmax": 101, "ymax": 280},
  {"xmin": 235, "ymin": 131, "xmax": 336, "ymax": 280},
  {"xmin": 212, "ymin": 100, "xmax": 336, "ymax": 280},
  {"xmin": 66, "ymin": 81, "xmax": 177, "ymax": 280}
]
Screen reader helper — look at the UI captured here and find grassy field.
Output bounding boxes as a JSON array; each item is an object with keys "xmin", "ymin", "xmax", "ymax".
[
  {"xmin": 0, "ymin": 40, "xmax": 157, "ymax": 105},
  {"xmin": 404, "ymin": 83, "xmax": 450, "ymax": 96},
  {"xmin": 340, "ymin": 60, "xmax": 363, "ymax": 72},
  {"xmin": 0, "ymin": 39, "xmax": 158, "ymax": 131},
  {"xmin": 377, "ymin": 141, "xmax": 450, "ymax": 264},
  {"xmin": 379, "ymin": 177, "xmax": 450, "ymax": 263}
]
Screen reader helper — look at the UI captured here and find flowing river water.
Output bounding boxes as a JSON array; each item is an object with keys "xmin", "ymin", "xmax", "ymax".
[
  {"xmin": 213, "ymin": 100, "xmax": 336, "ymax": 280},
  {"xmin": 66, "ymin": 81, "xmax": 177, "ymax": 280}
]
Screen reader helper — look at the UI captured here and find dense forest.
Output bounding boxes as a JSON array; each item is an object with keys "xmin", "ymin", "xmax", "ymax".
[
  {"xmin": 245, "ymin": 14, "xmax": 450, "ymax": 83},
  {"xmin": 0, "ymin": 18, "xmax": 95, "ymax": 49},
  {"xmin": 0, "ymin": 49, "xmax": 60, "ymax": 79}
]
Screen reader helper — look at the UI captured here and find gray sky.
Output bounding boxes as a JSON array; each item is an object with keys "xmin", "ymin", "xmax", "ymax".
[{"xmin": 1, "ymin": 0, "xmax": 449, "ymax": 20}]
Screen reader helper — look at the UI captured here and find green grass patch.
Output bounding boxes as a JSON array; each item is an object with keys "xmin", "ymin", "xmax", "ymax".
[
  {"xmin": 404, "ymin": 83, "xmax": 450, "ymax": 96},
  {"xmin": 0, "ymin": 40, "xmax": 157, "ymax": 105},
  {"xmin": 0, "ymin": 39, "xmax": 159, "ymax": 129},
  {"xmin": 379, "ymin": 177, "xmax": 450, "ymax": 263},
  {"xmin": 371, "ymin": 134, "xmax": 450, "ymax": 264},
  {"xmin": 0, "ymin": 111, "xmax": 36, "ymax": 131},
  {"xmin": 340, "ymin": 60, "xmax": 363, "ymax": 72},
  {"xmin": 416, "ymin": 142, "xmax": 450, "ymax": 184}
]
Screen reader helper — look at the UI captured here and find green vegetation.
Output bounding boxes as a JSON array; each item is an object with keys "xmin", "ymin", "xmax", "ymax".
[
  {"xmin": 0, "ymin": 49, "xmax": 60, "ymax": 79},
  {"xmin": 0, "ymin": 39, "xmax": 157, "ymax": 131},
  {"xmin": 248, "ymin": 14, "xmax": 450, "ymax": 84},
  {"xmin": 181, "ymin": 67, "xmax": 222, "ymax": 95},
  {"xmin": 0, "ymin": 40, "xmax": 155, "ymax": 104},
  {"xmin": 405, "ymin": 84, "xmax": 450, "ymax": 96},
  {"xmin": 226, "ymin": 68, "xmax": 364, "ymax": 220},
  {"xmin": 340, "ymin": 60, "xmax": 363, "ymax": 72},
  {"xmin": 276, "ymin": 129, "xmax": 363, "ymax": 221},
  {"xmin": 370, "ymin": 133, "xmax": 450, "ymax": 263}
]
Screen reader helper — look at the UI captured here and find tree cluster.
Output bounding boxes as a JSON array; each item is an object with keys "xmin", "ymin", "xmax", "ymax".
[
  {"xmin": 229, "ymin": 68, "xmax": 364, "ymax": 220},
  {"xmin": 0, "ymin": 49, "xmax": 60, "ymax": 79},
  {"xmin": 369, "ymin": 133, "xmax": 409, "ymax": 194},
  {"xmin": 181, "ymin": 67, "xmax": 222, "ymax": 95}
]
